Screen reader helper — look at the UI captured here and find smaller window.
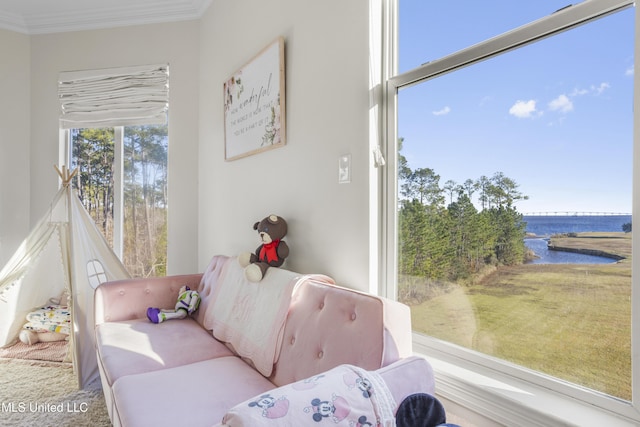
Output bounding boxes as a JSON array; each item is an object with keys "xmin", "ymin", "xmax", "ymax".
[
  {"xmin": 70, "ymin": 124, "xmax": 168, "ymax": 278},
  {"xmin": 86, "ymin": 260, "xmax": 107, "ymax": 289}
]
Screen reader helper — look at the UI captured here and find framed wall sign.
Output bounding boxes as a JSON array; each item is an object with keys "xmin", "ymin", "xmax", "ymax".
[{"xmin": 224, "ymin": 37, "xmax": 286, "ymax": 161}]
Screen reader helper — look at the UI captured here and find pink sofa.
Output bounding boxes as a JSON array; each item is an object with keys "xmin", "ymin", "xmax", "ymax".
[{"xmin": 94, "ymin": 255, "xmax": 436, "ymax": 426}]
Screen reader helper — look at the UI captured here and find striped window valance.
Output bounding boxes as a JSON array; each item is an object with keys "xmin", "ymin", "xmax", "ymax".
[{"xmin": 58, "ymin": 64, "xmax": 169, "ymax": 129}]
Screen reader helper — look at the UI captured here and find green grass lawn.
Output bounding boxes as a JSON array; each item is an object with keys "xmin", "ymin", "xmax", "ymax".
[{"xmin": 403, "ymin": 232, "xmax": 632, "ymax": 400}]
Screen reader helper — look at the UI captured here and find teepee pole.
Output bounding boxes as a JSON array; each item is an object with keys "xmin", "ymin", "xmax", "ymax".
[
  {"xmin": 54, "ymin": 165, "xmax": 78, "ymax": 187},
  {"xmin": 55, "ymin": 164, "xmax": 83, "ymax": 388},
  {"xmin": 63, "ymin": 187, "xmax": 81, "ymax": 389}
]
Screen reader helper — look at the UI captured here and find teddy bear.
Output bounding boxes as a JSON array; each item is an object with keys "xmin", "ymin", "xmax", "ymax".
[
  {"xmin": 146, "ymin": 285, "xmax": 201, "ymax": 323},
  {"xmin": 238, "ymin": 214, "xmax": 289, "ymax": 282}
]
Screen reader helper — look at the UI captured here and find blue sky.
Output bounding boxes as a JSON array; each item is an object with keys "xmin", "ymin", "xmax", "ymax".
[{"xmin": 398, "ymin": 2, "xmax": 635, "ymax": 214}]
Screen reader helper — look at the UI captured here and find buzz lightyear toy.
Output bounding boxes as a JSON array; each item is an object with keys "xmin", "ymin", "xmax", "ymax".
[{"xmin": 147, "ymin": 285, "xmax": 201, "ymax": 324}]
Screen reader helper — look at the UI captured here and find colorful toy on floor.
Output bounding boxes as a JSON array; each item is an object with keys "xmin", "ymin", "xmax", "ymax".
[
  {"xmin": 19, "ymin": 302, "xmax": 71, "ymax": 345},
  {"xmin": 147, "ymin": 285, "xmax": 201, "ymax": 324},
  {"xmin": 238, "ymin": 214, "xmax": 289, "ymax": 282}
]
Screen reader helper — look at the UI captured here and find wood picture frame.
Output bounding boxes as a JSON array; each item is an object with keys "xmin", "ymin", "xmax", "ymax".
[{"xmin": 223, "ymin": 37, "xmax": 286, "ymax": 161}]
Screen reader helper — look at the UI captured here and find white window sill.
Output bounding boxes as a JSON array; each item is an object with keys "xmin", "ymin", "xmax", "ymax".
[{"xmin": 413, "ymin": 338, "xmax": 640, "ymax": 427}]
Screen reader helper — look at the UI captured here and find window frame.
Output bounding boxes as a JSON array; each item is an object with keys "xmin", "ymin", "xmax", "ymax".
[{"xmin": 380, "ymin": 0, "xmax": 640, "ymax": 423}]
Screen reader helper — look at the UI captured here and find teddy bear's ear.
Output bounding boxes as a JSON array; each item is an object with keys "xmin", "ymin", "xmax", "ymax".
[
  {"xmin": 253, "ymin": 221, "xmax": 260, "ymax": 230},
  {"xmin": 268, "ymin": 215, "xmax": 279, "ymax": 223}
]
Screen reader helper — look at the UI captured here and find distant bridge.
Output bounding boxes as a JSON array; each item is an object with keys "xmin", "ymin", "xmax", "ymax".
[{"xmin": 522, "ymin": 211, "xmax": 632, "ymax": 216}]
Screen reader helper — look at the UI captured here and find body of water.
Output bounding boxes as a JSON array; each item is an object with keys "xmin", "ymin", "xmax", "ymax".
[
  {"xmin": 524, "ymin": 215, "xmax": 631, "ymax": 237},
  {"xmin": 523, "ymin": 215, "xmax": 631, "ymax": 265}
]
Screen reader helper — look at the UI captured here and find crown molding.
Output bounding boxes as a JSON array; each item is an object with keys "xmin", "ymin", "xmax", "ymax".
[
  {"xmin": 0, "ymin": 0, "xmax": 212, "ymax": 35},
  {"xmin": 0, "ymin": 9, "xmax": 28, "ymax": 34}
]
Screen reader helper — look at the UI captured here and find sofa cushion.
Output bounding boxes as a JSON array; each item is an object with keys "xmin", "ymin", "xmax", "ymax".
[
  {"xmin": 270, "ymin": 280, "xmax": 412, "ymax": 386},
  {"xmin": 96, "ymin": 317, "xmax": 234, "ymax": 386},
  {"xmin": 112, "ymin": 357, "xmax": 275, "ymax": 427}
]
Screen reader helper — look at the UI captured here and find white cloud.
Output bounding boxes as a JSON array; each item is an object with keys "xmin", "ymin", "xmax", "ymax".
[
  {"xmin": 570, "ymin": 82, "xmax": 610, "ymax": 97},
  {"xmin": 570, "ymin": 88, "xmax": 588, "ymax": 97},
  {"xmin": 548, "ymin": 94, "xmax": 573, "ymax": 113},
  {"xmin": 592, "ymin": 82, "xmax": 610, "ymax": 95},
  {"xmin": 479, "ymin": 96, "xmax": 493, "ymax": 107},
  {"xmin": 626, "ymin": 65, "xmax": 634, "ymax": 76},
  {"xmin": 509, "ymin": 100, "xmax": 537, "ymax": 118},
  {"xmin": 432, "ymin": 106, "xmax": 451, "ymax": 116}
]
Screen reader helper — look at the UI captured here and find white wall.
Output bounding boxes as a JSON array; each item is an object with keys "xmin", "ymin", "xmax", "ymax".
[
  {"xmin": 27, "ymin": 21, "xmax": 201, "ymax": 274},
  {"xmin": 0, "ymin": 30, "xmax": 31, "ymax": 266},
  {"xmin": 198, "ymin": 0, "xmax": 374, "ymax": 291},
  {"xmin": 3, "ymin": 0, "xmax": 377, "ymax": 289}
]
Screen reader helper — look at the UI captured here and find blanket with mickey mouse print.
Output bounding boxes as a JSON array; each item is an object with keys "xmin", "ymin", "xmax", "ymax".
[{"xmin": 221, "ymin": 364, "xmax": 395, "ymax": 426}]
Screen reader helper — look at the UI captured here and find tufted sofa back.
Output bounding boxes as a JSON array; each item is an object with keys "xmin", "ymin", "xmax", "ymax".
[{"xmin": 269, "ymin": 279, "xmax": 412, "ymax": 387}]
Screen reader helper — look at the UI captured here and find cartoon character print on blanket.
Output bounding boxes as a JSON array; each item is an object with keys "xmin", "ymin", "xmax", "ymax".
[
  {"xmin": 247, "ymin": 394, "xmax": 290, "ymax": 419},
  {"xmin": 305, "ymin": 394, "xmax": 351, "ymax": 423},
  {"xmin": 221, "ymin": 364, "xmax": 396, "ymax": 426},
  {"xmin": 23, "ymin": 305, "xmax": 71, "ymax": 335}
]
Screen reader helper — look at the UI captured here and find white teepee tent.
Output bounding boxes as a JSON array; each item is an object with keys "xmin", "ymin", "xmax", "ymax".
[{"xmin": 0, "ymin": 166, "xmax": 130, "ymax": 388}]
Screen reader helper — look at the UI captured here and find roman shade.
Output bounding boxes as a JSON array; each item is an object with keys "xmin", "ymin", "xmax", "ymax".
[{"xmin": 58, "ymin": 64, "xmax": 169, "ymax": 129}]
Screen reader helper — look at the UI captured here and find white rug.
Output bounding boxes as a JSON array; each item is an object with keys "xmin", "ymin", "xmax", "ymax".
[{"xmin": 0, "ymin": 358, "xmax": 110, "ymax": 426}]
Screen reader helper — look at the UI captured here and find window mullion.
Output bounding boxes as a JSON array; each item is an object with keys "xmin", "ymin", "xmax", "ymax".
[
  {"xmin": 379, "ymin": 0, "xmax": 398, "ymax": 300},
  {"xmin": 112, "ymin": 127, "xmax": 124, "ymax": 260},
  {"xmin": 381, "ymin": 80, "xmax": 399, "ymax": 301},
  {"xmin": 632, "ymin": 0, "xmax": 640, "ymax": 408}
]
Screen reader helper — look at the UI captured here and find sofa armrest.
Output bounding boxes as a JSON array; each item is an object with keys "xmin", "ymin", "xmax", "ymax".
[
  {"xmin": 94, "ymin": 274, "xmax": 203, "ymax": 324},
  {"xmin": 376, "ymin": 356, "xmax": 436, "ymax": 405}
]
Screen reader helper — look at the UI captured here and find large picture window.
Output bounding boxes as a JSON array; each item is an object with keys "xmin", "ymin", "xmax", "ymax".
[{"xmin": 383, "ymin": 0, "xmax": 637, "ymax": 421}]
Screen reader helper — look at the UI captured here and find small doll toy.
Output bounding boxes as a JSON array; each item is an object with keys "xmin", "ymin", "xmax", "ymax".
[{"xmin": 147, "ymin": 285, "xmax": 201, "ymax": 324}]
